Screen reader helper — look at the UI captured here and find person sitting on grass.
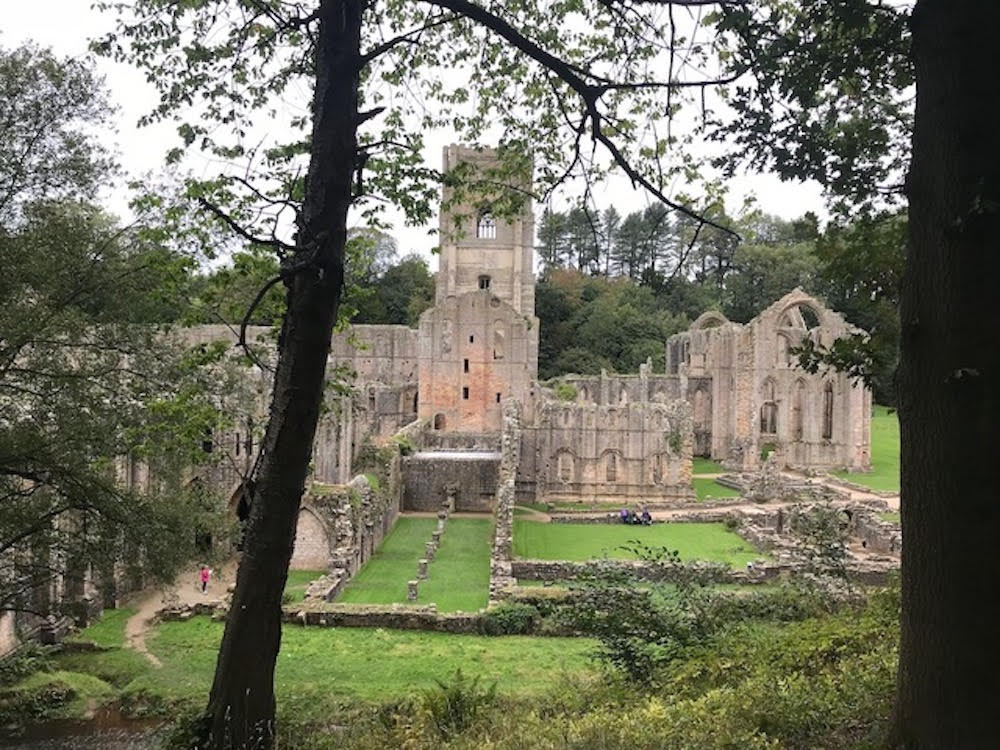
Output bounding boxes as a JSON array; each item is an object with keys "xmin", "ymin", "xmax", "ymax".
[
  {"xmin": 640, "ymin": 508, "xmax": 652, "ymax": 526},
  {"xmin": 619, "ymin": 507, "xmax": 630, "ymax": 524}
]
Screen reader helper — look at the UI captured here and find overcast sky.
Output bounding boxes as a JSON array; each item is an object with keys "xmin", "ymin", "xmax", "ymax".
[{"xmin": 4, "ymin": 2, "xmax": 826, "ymax": 270}]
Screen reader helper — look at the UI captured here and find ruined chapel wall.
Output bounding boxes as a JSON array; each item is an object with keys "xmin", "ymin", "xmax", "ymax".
[
  {"xmin": 670, "ymin": 291, "xmax": 873, "ymax": 471},
  {"xmin": 526, "ymin": 399, "xmax": 694, "ymax": 502}
]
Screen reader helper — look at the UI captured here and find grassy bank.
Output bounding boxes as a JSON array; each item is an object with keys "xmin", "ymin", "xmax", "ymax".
[{"xmin": 12, "ymin": 618, "xmax": 593, "ymax": 727}]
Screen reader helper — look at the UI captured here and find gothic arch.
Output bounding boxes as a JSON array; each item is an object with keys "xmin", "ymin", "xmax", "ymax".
[
  {"xmin": 554, "ymin": 449, "xmax": 576, "ymax": 484},
  {"xmin": 290, "ymin": 506, "xmax": 332, "ymax": 570},
  {"xmin": 760, "ymin": 377, "xmax": 778, "ymax": 435},
  {"xmin": 601, "ymin": 449, "xmax": 622, "ymax": 484},
  {"xmin": 691, "ymin": 310, "xmax": 729, "ymax": 330}
]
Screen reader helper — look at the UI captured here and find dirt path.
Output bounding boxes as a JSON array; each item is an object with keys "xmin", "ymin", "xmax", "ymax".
[{"xmin": 124, "ymin": 560, "xmax": 236, "ymax": 667}]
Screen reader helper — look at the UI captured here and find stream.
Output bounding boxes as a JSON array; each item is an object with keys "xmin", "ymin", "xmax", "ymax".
[{"xmin": 0, "ymin": 705, "xmax": 165, "ymax": 749}]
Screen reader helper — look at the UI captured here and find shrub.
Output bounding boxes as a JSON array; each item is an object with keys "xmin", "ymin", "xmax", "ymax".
[
  {"xmin": 479, "ymin": 603, "xmax": 539, "ymax": 635},
  {"xmin": 553, "ymin": 382, "xmax": 578, "ymax": 401},
  {"xmin": 0, "ymin": 644, "xmax": 54, "ymax": 688},
  {"xmin": 421, "ymin": 669, "xmax": 496, "ymax": 739}
]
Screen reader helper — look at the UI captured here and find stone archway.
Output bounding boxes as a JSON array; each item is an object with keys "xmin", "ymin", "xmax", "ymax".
[{"xmin": 290, "ymin": 507, "xmax": 332, "ymax": 570}]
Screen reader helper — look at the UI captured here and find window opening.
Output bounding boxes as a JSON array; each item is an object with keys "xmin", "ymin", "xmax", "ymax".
[
  {"xmin": 462, "ymin": 386, "xmax": 469, "ymax": 400},
  {"xmin": 605, "ymin": 453, "xmax": 618, "ymax": 483},
  {"xmin": 476, "ymin": 212, "xmax": 497, "ymax": 239},
  {"xmin": 478, "ymin": 274, "xmax": 491, "ymax": 290},
  {"xmin": 822, "ymin": 382, "xmax": 834, "ymax": 439}
]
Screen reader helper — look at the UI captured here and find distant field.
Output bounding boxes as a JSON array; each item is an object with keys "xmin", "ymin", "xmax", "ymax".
[
  {"xmin": 513, "ymin": 520, "xmax": 762, "ymax": 567},
  {"xmin": 834, "ymin": 405, "xmax": 900, "ymax": 492},
  {"xmin": 338, "ymin": 516, "xmax": 492, "ymax": 611}
]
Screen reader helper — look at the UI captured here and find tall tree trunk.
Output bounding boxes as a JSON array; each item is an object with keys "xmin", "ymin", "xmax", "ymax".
[
  {"xmin": 892, "ymin": 1, "xmax": 1000, "ymax": 746},
  {"xmin": 199, "ymin": 2, "xmax": 363, "ymax": 747}
]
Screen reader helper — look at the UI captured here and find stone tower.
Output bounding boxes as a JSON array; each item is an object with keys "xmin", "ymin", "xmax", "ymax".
[
  {"xmin": 435, "ymin": 145, "xmax": 535, "ymax": 317},
  {"xmin": 417, "ymin": 146, "xmax": 539, "ymax": 433}
]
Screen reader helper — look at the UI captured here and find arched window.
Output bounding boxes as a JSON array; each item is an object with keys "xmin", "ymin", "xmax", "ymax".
[
  {"xmin": 822, "ymin": 382, "xmax": 834, "ymax": 439},
  {"xmin": 557, "ymin": 452, "xmax": 574, "ymax": 483},
  {"xmin": 605, "ymin": 452, "xmax": 618, "ymax": 483},
  {"xmin": 792, "ymin": 380, "xmax": 806, "ymax": 440},
  {"xmin": 760, "ymin": 378, "xmax": 778, "ymax": 435},
  {"xmin": 760, "ymin": 403, "xmax": 778, "ymax": 435},
  {"xmin": 434, "ymin": 413, "xmax": 447, "ymax": 430},
  {"xmin": 476, "ymin": 212, "xmax": 497, "ymax": 239}
]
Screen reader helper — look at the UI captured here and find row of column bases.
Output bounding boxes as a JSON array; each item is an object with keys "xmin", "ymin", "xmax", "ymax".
[{"xmin": 408, "ymin": 493, "xmax": 455, "ymax": 602}]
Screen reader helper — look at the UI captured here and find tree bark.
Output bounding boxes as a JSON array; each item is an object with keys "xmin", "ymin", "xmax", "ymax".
[
  {"xmin": 199, "ymin": 2, "xmax": 363, "ymax": 747},
  {"xmin": 892, "ymin": 1, "xmax": 1000, "ymax": 747}
]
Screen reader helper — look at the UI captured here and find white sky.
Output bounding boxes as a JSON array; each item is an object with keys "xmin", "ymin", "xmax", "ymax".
[{"xmin": 4, "ymin": 1, "xmax": 826, "ymax": 271}]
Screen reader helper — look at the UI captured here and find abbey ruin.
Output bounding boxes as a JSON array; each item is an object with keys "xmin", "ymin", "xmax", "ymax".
[{"xmin": 179, "ymin": 146, "xmax": 873, "ymax": 572}]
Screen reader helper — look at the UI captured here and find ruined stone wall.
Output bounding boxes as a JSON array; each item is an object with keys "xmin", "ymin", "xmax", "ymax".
[
  {"xmin": 289, "ymin": 419, "xmax": 423, "ymax": 573},
  {"xmin": 401, "ymin": 452, "xmax": 500, "ymax": 512},
  {"xmin": 668, "ymin": 290, "xmax": 872, "ymax": 472},
  {"xmin": 555, "ymin": 369, "xmax": 683, "ymax": 407},
  {"xmin": 489, "ymin": 400, "xmax": 520, "ymax": 600},
  {"xmin": 521, "ymin": 398, "xmax": 694, "ymax": 502},
  {"xmin": 417, "ymin": 292, "xmax": 538, "ymax": 433}
]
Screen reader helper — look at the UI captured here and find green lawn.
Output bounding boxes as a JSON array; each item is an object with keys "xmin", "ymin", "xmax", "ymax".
[
  {"xmin": 878, "ymin": 512, "xmax": 900, "ymax": 523},
  {"xmin": 693, "ymin": 477, "xmax": 741, "ymax": 500},
  {"xmin": 129, "ymin": 619, "xmax": 591, "ymax": 717},
  {"xmin": 834, "ymin": 405, "xmax": 900, "ymax": 492},
  {"xmin": 284, "ymin": 570, "xmax": 326, "ymax": 603},
  {"xmin": 513, "ymin": 520, "xmax": 762, "ymax": 567},
  {"xmin": 692, "ymin": 457, "xmax": 725, "ymax": 474},
  {"xmin": 67, "ymin": 606, "xmax": 134, "ymax": 648},
  {"xmin": 43, "ymin": 618, "xmax": 594, "ymax": 723},
  {"xmin": 338, "ymin": 516, "xmax": 436, "ymax": 606},
  {"xmin": 339, "ymin": 516, "xmax": 492, "ymax": 611},
  {"xmin": 418, "ymin": 518, "xmax": 492, "ymax": 611}
]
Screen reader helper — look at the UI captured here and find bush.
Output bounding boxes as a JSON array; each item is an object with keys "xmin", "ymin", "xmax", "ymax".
[
  {"xmin": 420, "ymin": 669, "xmax": 496, "ymax": 739},
  {"xmin": 0, "ymin": 679, "xmax": 74, "ymax": 725},
  {"xmin": 479, "ymin": 603, "xmax": 539, "ymax": 635},
  {"xmin": 553, "ymin": 382, "xmax": 578, "ymax": 401},
  {"xmin": 704, "ymin": 583, "xmax": 833, "ymax": 625},
  {"xmin": 0, "ymin": 644, "xmax": 54, "ymax": 688}
]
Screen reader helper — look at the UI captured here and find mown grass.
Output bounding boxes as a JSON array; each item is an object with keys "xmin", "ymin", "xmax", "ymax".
[
  {"xmin": 338, "ymin": 516, "xmax": 437, "ymax": 606},
  {"xmin": 67, "ymin": 606, "xmax": 134, "ymax": 648},
  {"xmin": 834, "ymin": 405, "xmax": 900, "ymax": 492},
  {"xmin": 339, "ymin": 517, "xmax": 492, "ymax": 611},
  {"xmin": 284, "ymin": 570, "xmax": 326, "ymax": 603},
  {"xmin": 118, "ymin": 619, "xmax": 594, "ymax": 718},
  {"xmin": 692, "ymin": 457, "xmax": 726, "ymax": 474},
  {"xmin": 693, "ymin": 477, "xmax": 741, "ymax": 500},
  {"xmin": 878, "ymin": 512, "xmax": 900, "ymax": 523},
  {"xmin": 419, "ymin": 518, "xmax": 492, "ymax": 611},
  {"xmin": 513, "ymin": 520, "xmax": 762, "ymax": 567}
]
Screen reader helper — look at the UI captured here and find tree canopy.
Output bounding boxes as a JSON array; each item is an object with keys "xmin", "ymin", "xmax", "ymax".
[{"xmin": 0, "ymin": 43, "xmax": 236, "ymax": 616}]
